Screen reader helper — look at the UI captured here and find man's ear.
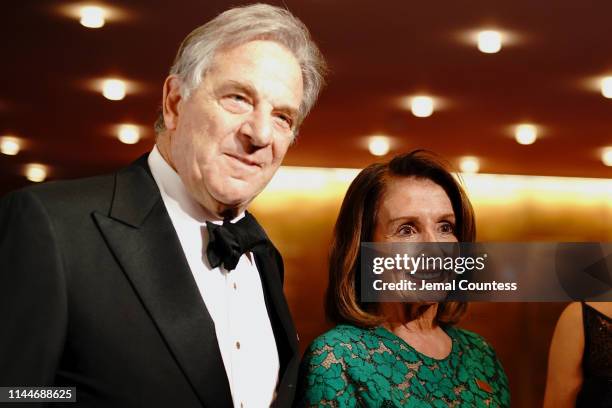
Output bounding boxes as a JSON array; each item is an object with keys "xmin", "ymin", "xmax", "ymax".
[{"xmin": 162, "ymin": 75, "xmax": 182, "ymax": 131}]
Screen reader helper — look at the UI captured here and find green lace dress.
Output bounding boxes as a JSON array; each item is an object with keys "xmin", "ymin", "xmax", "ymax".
[{"xmin": 298, "ymin": 324, "xmax": 510, "ymax": 407}]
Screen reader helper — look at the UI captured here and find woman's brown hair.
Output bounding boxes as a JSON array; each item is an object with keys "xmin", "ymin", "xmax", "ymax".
[{"xmin": 325, "ymin": 150, "xmax": 475, "ymax": 327}]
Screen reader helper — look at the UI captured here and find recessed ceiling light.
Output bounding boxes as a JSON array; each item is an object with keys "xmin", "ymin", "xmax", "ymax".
[
  {"xmin": 601, "ymin": 76, "xmax": 612, "ymax": 99},
  {"xmin": 459, "ymin": 157, "xmax": 480, "ymax": 174},
  {"xmin": 79, "ymin": 6, "xmax": 106, "ymax": 28},
  {"xmin": 602, "ymin": 147, "xmax": 612, "ymax": 167},
  {"xmin": 368, "ymin": 135, "xmax": 390, "ymax": 156},
  {"xmin": 0, "ymin": 136, "xmax": 21, "ymax": 155},
  {"xmin": 102, "ymin": 79, "xmax": 126, "ymax": 100},
  {"xmin": 56, "ymin": 3, "xmax": 130, "ymax": 28},
  {"xmin": 24, "ymin": 164, "xmax": 48, "ymax": 183},
  {"xmin": 515, "ymin": 124, "xmax": 538, "ymax": 145},
  {"xmin": 477, "ymin": 30, "xmax": 502, "ymax": 53},
  {"xmin": 411, "ymin": 96, "xmax": 434, "ymax": 118},
  {"xmin": 85, "ymin": 77, "xmax": 142, "ymax": 99},
  {"xmin": 117, "ymin": 124, "xmax": 140, "ymax": 144},
  {"xmin": 457, "ymin": 29, "xmax": 519, "ymax": 53}
]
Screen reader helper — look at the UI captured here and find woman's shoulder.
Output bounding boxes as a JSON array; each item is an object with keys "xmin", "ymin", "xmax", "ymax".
[
  {"xmin": 551, "ymin": 302, "xmax": 584, "ymax": 342},
  {"xmin": 449, "ymin": 326, "xmax": 509, "ymax": 391},
  {"xmin": 447, "ymin": 326, "xmax": 498, "ymax": 355},
  {"xmin": 305, "ymin": 324, "xmax": 370, "ymax": 353},
  {"xmin": 561, "ymin": 301, "xmax": 583, "ymax": 321}
]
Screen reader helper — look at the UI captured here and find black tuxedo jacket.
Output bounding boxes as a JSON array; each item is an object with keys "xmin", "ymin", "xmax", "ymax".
[{"xmin": 0, "ymin": 155, "xmax": 299, "ymax": 407}]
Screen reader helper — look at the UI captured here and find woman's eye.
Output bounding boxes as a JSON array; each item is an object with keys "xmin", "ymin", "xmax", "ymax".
[
  {"xmin": 397, "ymin": 224, "xmax": 416, "ymax": 236},
  {"xmin": 439, "ymin": 222, "xmax": 455, "ymax": 234}
]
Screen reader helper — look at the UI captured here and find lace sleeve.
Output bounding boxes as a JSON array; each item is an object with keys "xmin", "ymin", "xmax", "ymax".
[{"xmin": 297, "ymin": 335, "xmax": 358, "ymax": 407}]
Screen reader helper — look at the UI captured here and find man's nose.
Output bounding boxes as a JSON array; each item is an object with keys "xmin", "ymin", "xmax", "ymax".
[{"xmin": 240, "ymin": 110, "xmax": 273, "ymax": 148}]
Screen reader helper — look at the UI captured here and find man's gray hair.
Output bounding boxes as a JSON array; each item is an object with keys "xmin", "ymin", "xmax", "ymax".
[{"xmin": 154, "ymin": 3, "xmax": 327, "ymax": 134}]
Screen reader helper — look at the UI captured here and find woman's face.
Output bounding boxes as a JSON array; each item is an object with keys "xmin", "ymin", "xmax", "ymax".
[
  {"xmin": 373, "ymin": 177, "xmax": 457, "ymax": 243},
  {"xmin": 372, "ymin": 177, "xmax": 458, "ymax": 302}
]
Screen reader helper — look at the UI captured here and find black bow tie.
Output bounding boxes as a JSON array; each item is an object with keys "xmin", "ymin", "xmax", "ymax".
[{"xmin": 205, "ymin": 212, "xmax": 268, "ymax": 271}]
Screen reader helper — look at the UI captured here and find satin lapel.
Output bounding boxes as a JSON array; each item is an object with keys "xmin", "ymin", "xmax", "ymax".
[
  {"xmin": 93, "ymin": 156, "xmax": 232, "ymax": 407},
  {"xmin": 252, "ymin": 244, "xmax": 299, "ymax": 385}
]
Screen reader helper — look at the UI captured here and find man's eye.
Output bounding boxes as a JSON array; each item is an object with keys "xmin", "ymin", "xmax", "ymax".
[
  {"xmin": 229, "ymin": 94, "xmax": 248, "ymax": 103},
  {"xmin": 275, "ymin": 114, "xmax": 293, "ymax": 128},
  {"xmin": 221, "ymin": 94, "xmax": 251, "ymax": 113}
]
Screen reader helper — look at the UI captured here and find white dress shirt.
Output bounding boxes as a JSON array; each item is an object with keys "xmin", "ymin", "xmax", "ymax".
[{"xmin": 148, "ymin": 146, "xmax": 279, "ymax": 408}]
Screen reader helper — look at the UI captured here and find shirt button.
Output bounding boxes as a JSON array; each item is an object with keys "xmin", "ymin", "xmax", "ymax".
[
  {"xmin": 233, "ymin": 282, "xmax": 237, "ymax": 290},
  {"xmin": 236, "ymin": 341, "xmax": 241, "ymax": 350}
]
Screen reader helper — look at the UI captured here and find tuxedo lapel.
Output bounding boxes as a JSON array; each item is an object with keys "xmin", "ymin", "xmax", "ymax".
[
  {"xmin": 93, "ymin": 155, "xmax": 232, "ymax": 407},
  {"xmin": 252, "ymin": 241, "xmax": 299, "ymax": 399}
]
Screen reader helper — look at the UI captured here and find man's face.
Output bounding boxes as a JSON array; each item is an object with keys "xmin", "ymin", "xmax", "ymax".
[{"xmin": 164, "ymin": 40, "xmax": 303, "ymax": 217}]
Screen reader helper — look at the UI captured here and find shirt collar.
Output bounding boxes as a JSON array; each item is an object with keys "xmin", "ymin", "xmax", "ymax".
[{"xmin": 147, "ymin": 145, "xmax": 246, "ymax": 226}]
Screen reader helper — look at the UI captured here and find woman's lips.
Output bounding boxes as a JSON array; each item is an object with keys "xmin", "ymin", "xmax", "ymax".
[{"xmin": 410, "ymin": 269, "xmax": 449, "ymax": 282}]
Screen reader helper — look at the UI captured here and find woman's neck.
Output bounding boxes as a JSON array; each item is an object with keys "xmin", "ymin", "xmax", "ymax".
[
  {"xmin": 380, "ymin": 302, "xmax": 452, "ymax": 360},
  {"xmin": 381, "ymin": 302, "xmax": 439, "ymax": 332}
]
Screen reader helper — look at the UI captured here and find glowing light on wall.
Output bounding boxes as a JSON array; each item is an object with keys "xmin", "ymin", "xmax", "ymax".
[
  {"xmin": 461, "ymin": 173, "xmax": 612, "ymax": 207},
  {"xmin": 253, "ymin": 166, "xmax": 612, "ymax": 227}
]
